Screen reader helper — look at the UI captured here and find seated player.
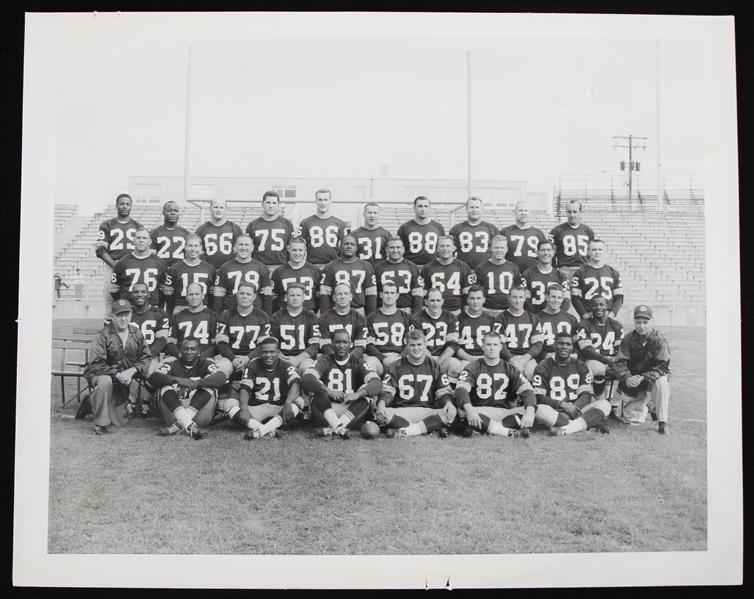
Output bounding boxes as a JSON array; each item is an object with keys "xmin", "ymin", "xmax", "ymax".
[
  {"xmin": 420, "ymin": 236, "xmax": 475, "ymax": 314},
  {"xmin": 269, "ymin": 282, "xmax": 320, "ymax": 376},
  {"xmin": 374, "ymin": 236, "xmax": 424, "ymax": 315},
  {"xmin": 521, "ymin": 240, "xmax": 571, "ymax": 313},
  {"xmin": 571, "ymin": 239, "xmax": 624, "ymax": 319},
  {"xmin": 574, "ymin": 295, "xmax": 624, "ymax": 400},
  {"xmin": 213, "ymin": 234, "xmax": 274, "ymax": 314},
  {"xmin": 454, "ymin": 331, "xmax": 534, "ymax": 438},
  {"xmin": 498, "ymin": 286, "xmax": 544, "ymax": 380},
  {"xmin": 162, "ymin": 233, "xmax": 216, "ymax": 315},
  {"xmin": 455, "ymin": 285, "xmax": 512, "ymax": 375},
  {"xmin": 302, "ymin": 329, "xmax": 383, "ymax": 439},
  {"xmin": 409, "ymin": 288, "xmax": 462, "ymax": 377},
  {"xmin": 535, "ymin": 286, "xmax": 579, "ymax": 362},
  {"xmin": 374, "ymin": 329, "xmax": 456, "ymax": 437},
  {"xmin": 364, "ymin": 282, "xmax": 411, "ymax": 376},
  {"xmin": 270, "ymin": 236, "xmax": 321, "ymax": 313},
  {"xmin": 473, "ymin": 235, "xmax": 522, "ymax": 315},
  {"xmin": 150, "ymin": 338, "xmax": 227, "ymax": 439},
  {"xmin": 318, "ymin": 234, "xmax": 378, "ymax": 316},
  {"xmin": 318, "ymin": 283, "xmax": 368, "ymax": 359},
  {"xmin": 532, "ymin": 333, "xmax": 611, "ymax": 436}
]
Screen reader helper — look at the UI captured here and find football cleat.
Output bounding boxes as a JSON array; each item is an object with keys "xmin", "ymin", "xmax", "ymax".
[
  {"xmin": 461, "ymin": 424, "xmax": 475, "ymax": 438},
  {"xmin": 547, "ymin": 427, "xmax": 566, "ymax": 437},
  {"xmin": 158, "ymin": 422, "xmax": 181, "ymax": 437},
  {"xmin": 269, "ymin": 430, "xmax": 284, "ymax": 439},
  {"xmin": 510, "ymin": 428, "xmax": 530, "ymax": 439},
  {"xmin": 335, "ymin": 425, "xmax": 352, "ymax": 439},
  {"xmin": 595, "ymin": 423, "xmax": 610, "ymax": 434},
  {"xmin": 383, "ymin": 428, "xmax": 396, "ymax": 438},
  {"xmin": 397, "ymin": 428, "xmax": 409, "ymax": 437},
  {"xmin": 658, "ymin": 422, "xmax": 667, "ymax": 435},
  {"xmin": 140, "ymin": 404, "xmax": 150, "ymax": 419},
  {"xmin": 186, "ymin": 422, "xmax": 206, "ymax": 440},
  {"xmin": 437, "ymin": 428, "xmax": 448, "ymax": 438},
  {"xmin": 93, "ymin": 424, "xmax": 109, "ymax": 435},
  {"xmin": 126, "ymin": 402, "xmax": 135, "ymax": 418},
  {"xmin": 316, "ymin": 427, "xmax": 335, "ymax": 437},
  {"xmin": 244, "ymin": 428, "xmax": 261, "ymax": 441}
]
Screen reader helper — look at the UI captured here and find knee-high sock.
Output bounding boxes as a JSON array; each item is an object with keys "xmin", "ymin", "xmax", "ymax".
[
  {"xmin": 258, "ymin": 405, "xmax": 301, "ymax": 436},
  {"xmin": 337, "ymin": 398, "xmax": 370, "ymax": 429},
  {"xmin": 402, "ymin": 414, "xmax": 444, "ymax": 436},
  {"xmin": 480, "ymin": 413, "xmax": 513, "ymax": 436}
]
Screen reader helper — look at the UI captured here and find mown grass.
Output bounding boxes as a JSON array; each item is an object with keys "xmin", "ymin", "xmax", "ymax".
[{"xmin": 48, "ymin": 322, "xmax": 706, "ymax": 555}]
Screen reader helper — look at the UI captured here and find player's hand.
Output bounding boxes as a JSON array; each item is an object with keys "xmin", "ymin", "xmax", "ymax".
[
  {"xmin": 281, "ymin": 403, "xmax": 296, "ymax": 423},
  {"xmin": 232, "ymin": 356, "xmax": 247, "ymax": 371},
  {"xmin": 374, "ymin": 405, "xmax": 389, "ymax": 426},
  {"xmin": 443, "ymin": 401, "xmax": 457, "ymax": 423},
  {"xmin": 342, "ymin": 392, "xmax": 360, "ymax": 402},
  {"xmin": 561, "ymin": 402, "xmax": 581, "ymax": 419},
  {"xmin": 520, "ymin": 408, "xmax": 535, "ymax": 429},
  {"xmin": 464, "ymin": 405, "xmax": 482, "ymax": 429},
  {"xmin": 626, "ymin": 374, "xmax": 643, "ymax": 388},
  {"xmin": 604, "ymin": 357, "xmax": 615, "ymax": 367},
  {"xmin": 326, "ymin": 388, "xmax": 346, "ymax": 402}
]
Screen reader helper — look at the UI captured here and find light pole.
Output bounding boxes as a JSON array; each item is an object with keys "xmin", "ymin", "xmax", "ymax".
[{"xmin": 613, "ymin": 135, "xmax": 647, "ymax": 202}]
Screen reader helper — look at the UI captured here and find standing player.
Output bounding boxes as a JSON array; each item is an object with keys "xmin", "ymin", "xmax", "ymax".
[
  {"xmin": 374, "ymin": 236, "xmax": 424, "ymax": 315},
  {"xmin": 95, "ymin": 193, "xmax": 142, "ymax": 323},
  {"xmin": 213, "ymin": 234, "xmax": 274, "ymax": 314},
  {"xmin": 151, "ymin": 201, "xmax": 191, "ymax": 268},
  {"xmin": 363, "ymin": 282, "xmax": 412, "ymax": 376},
  {"xmin": 449, "ymin": 196, "xmax": 499, "ymax": 269},
  {"xmin": 409, "ymin": 288, "xmax": 462, "ymax": 377},
  {"xmin": 110, "ymin": 228, "xmax": 168, "ymax": 308},
  {"xmin": 271, "ymin": 237, "xmax": 321, "ymax": 313},
  {"xmin": 455, "ymin": 285, "xmax": 511, "ymax": 371},
  {"xmin": 195, "ymin": 198, "xmax": 244, "ymax": 271},
  {"xmin": 473, "ymin": 235, "xmax": 522, "ymax": 314},
  {"xmin": 397, "ymin": 196, "xmax": 445, "ymax": 266},
  {"xmin": 351, "ymin": 203, "xmax": 392, "ymax": 266},
  {"xmin": 374, "ymin": 329, "xmax": 456, "ymax": 437},
  {"xmin": 549, "ymin": 199, "xmax": 596, "ymax": 287},
  {"xmin": 532, "ymin": 333, "xmax": 611, "ymax": 436},
  {"xmin": 571, "ymin": 239, "xmax": 624, "ymax": 319},
  {"xmin": 521, "ymin": 240, "xmax": 571, "ymax": 313},
  {"xmin": 245, "ymin": 191, "xmax": 295, "ymax": 272},
  {"xmin": 162, "ymin": 233, "xmax": 216, "ymax": 314},
  {"xmin": 455, "ymin": 331, "xmax": 534, "ymax": 438},
  {"xmin": 420, "ymin": 236, "xmax": 475, "ymax": 314},
  {"xmin": 535, "ymin": 286, "xmax": 579, "ymax": 362},
  {"xmin": 500, "ymin": 200, "xmax": 549, "ymax": 274},
  {"xmin": 302, "ymin": 330, "xmax": 383, "ymax": 438},
  {"xmin": 318, "ymin": 235, "xmax": 378, "ymax": 315},
  {"xmin": 317, "ymin": 283, "xmax": 368, "ymax": 358},
  {"xmin": 269, "ymin": 283, "xmax": 321, "ymax": 376},
  {"xmin": 498, "ymin": 286, "xmax": 544, "ymax": 380},
  {"xmin": 297, "ymin": 189, "xmax": 347, "ymax": 268}
]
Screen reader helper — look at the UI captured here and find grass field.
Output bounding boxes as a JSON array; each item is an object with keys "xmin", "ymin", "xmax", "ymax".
[{"xmin": 48, "ymin": 320, "xmax": 707, "ymax": 555}]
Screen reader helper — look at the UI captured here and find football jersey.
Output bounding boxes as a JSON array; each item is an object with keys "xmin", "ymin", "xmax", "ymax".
[
  {"xmin": 154, "ymin": 355, "xmax": 221, "ymax": 382},
  {"xmin": 549, "ymin": 222, "xmax": 596, "ymax": 268},
  {"xmin": 241, "ymin": 357, "xmax": 300, "ymax": 406},
  {"xmin": 456, "ymin": 311, "xmax": 501, "ymax": 357},
  {"xmin": 150, "ymin": 224, "xmax": 191, "ymax": 268},
  {"xmin": 216, "ymin": 307, "xmax": 272, "ymax": 355},
  {"xmin": 306, "ymin": 354, "xmax": 379, "ymax": 396},
  {"xmin": 571, "ymin": 263, "xmax": 624, "ymax": 313},
  {"xmin": 271, "ymin": 262, "xmax": 321, "ymax": 312},
  {"xmin": 195, "ymin": 220, "xmax": 244, "ymax": 270},
  {"xmin": 319, "ymin": 258, "xmax": 377, "ymax": 309},
  {"xmin": 245, "ymin": 215, "xmax": 295, "ymax": 266},
  {"xmin": 456, "ymin": 358, "xmax": 534, "ymax": 409},
  {"xmin": 318, "ymin": 309, "xmax": 368, "ymax": 350},
  {"xmin": 130, "ymin": 306, "xmax": 170, "ymax": 351},
  {"xmin": 575, "ymin": 316, "xmax": 624, "ymax": 358},
  {"xmin": 536, "ymin": 310, "xmax": 579, "ymax": 355},
  {"xmin": 213, "ymin": 258, "xmax": 274, "ymax": 312},
  {"xmin": 382, "ymin": 356, "xmax": 452, "ymax": 408},
  {"xmin": 168, "ymin": 307, "xmax": 220, "ymax": 353},
  {"xmin": 351, "ymin": 225, "xmax": 392, "ymax": 266},
  {"xmin": 532, "ymin": 357, "xmax": 594, "ymax": 403},
  {"xmin": 521, "ymin": 266, "xmax": 570, "ymax": 313},
  {"xmin": 163, "ymin": 260, "xmax": 216, "ymax": 308},
  {"xmin": 473, "ymin": 260, "xmax": 522, "ymax": 311},
  {"xmin": 498, "ymin": 310, "xmax": 544, "ymax": 357},
  {"xmin": 500, "ymin": 225, "xmax": 549, "ymax": 273},
  {"xmin": 374, "ymin": 259, "xmax": 424, "ymax": 309},
  {"xmin": 297, "ymin": 214, "xmax": 347, "ymax": 265},
  {"xmin": 110, "ymin": 252, "xmax": 168, "ymax": 306},
  {"xmin": 95, "ymin": 217, "xmax": 143, "ymax": 262},
  {"xmin": 366, "ymin": 309, "xmax": 412, "ymax": 354},
  {"xmin": 397, "ymin": 219, "xmax": 446, "ymax": 266},
  {"xmin": 449, "ymin": 220, "xmax": 500, "ymax": 269},
  {"xmin": 270, "ymin": 308, "xmax": 321, "ymax": 357},
  {"xmin": 409, "ymin": 309, "xmax": 460, "ymax": 356},
  {"xmin": 420, "ymin": 259, "xmax": 475, "ymax": 312}
]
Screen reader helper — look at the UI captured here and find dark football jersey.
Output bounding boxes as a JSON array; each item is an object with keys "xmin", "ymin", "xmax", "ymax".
[
  {"xmin": 319, "ymin": 258, "xmax": 377, "ymax": 309},
  {"xmin": 457, "ymin": 358, "xmax": 534, "ymax": 408},
  {"xmin": 549, "ymin": 222, "xmax": 596, "ymax": 268},
  {"xmin": 270, "ymin": 308, "xmax": 321, "ymax": 356},
  {"xmin": 150, "ymin": 224, "xmax": 191, "ymax": 268},
  {"xmin": 498, "ymin": 310, "xmax": 544, "ymax": 357},
  {"xmin": 397, "ymin": 219, "xmax": 445, "ymax": 266},
  {"xmin": 449, "ymin": 220, "xmax": 500, "ymax": 269},
  {"xmin": 500, "ymin": 225, "xmax": 548, "ymax": 273},
  {"xmin": 110, "ymin": 252, "xmax": 168, "ymax": 306},
  {"xmin": 571, "ymin": 263, "xmax": 624, "ymax": 312},
  {"xmin": 456, "ymin": 311, "xmax": 501, "ymax": 357},
  {"xmin": 154, "ymin": 355, "xmax": 220, "ymax": 381},
  {"xmin": 130, "ymin": 306, "xmax": 170, "ymax": 350},
  {"xmin": 317, "ymin": 309, "xmax": 368, "ymax": 350},
  {"xmin": 168, "ymin": 307, "xmax": 220, "ymax": 353},
  {"xmin": 216, "ymin": 307, "xmax": 271, "ymax": 354},
  {"xmin": 575, "ymin": 316, "xmax": 624, "ymax": 358},
  {"xmin": 374, "ymin": 259, "xmax": 424, "ymax": 309},
  {"xmin": 382, "ymin": 356, "xmax": 452, "ymax": 408},
  {"xmin": 351, "ymin": 226, "xmax": 392, "ymax": 266},
  {"xmin": 271, "ymin": 262, "xmax": 321, "ymax": 312},
  {"xmin": 195, "ymin": 220, "xmax": 244, "ymax": 270},
  {"xmin": 421, "ymin": 259, "xmax": 475, "ymax": 312},
  {"xmin": 297, "ymin": 214, "xmax": 347, "ymax": 265},
  {"xmin": 521, "ymin": 266, "xmax": 570, "ymax": 313},
  {"xmin": 473, "ymin": 260, "xmax": 522, "ymax": 310},
  {"xmin": 532, "ymin": 357, "xmax": 594, "ymax": 402},
  {"xmin": 366, "ymin": 309, "xmax": 412, "ymax": 354},
  {"xmin": 241, "ymin": 357, "xmax": 300, "ymax": 406},
  {"xmin": 213, "ymin": 258, "xmax": 274, "ymax": 312},
  {"xmin": 409, "ymin": 309, "xmax": 460, "ymax": 356},
  {"xmin": 306, "ymin": 354, "xmax": 379, "ymax": 395},
  {"xmin": 536, "ymin": 310, "xmax": 579, "ymax": 355},
  {"xmin": 164, "ymin": 260, "xmax": 216, "ymax": 308},
  {"xmin": 245, "ymin": 216, "xmax": 295, "ymax": 266},
  {"xmin": 96, "ymin": 217, "xmax": 143, "ymax": 261}
]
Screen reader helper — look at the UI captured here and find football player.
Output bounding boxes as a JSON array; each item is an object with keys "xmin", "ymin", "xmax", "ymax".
[
  {"xmin": 297, "ymin": 189, "xmax": 347, "ymax": 268},
  {"xmin": 498, "ymin": 286, "xmax": 544, "ymax": 380},
  {"xmin": 318, "ymin": 234, "xmax": 378, "ymax": 315},
  {"xmin": 374, "ymin": 329, "xmax": 456, "ymax": 437},
  {"xmin": 455, "ymin": 285, "xmax": 512, "ymax": 370},
  {"xmin": 535, "ymin": 286, "xmax": 579, "ymax": 362},
  {"xmin": 521, "ymin": 240, "xmax": 571, "ymax": 313},
  {"xmin": 374, "ymin": 236, "xmax": 424, "ymax": 315},
  {"xmin": 473, "ymin": 234, "xmax": 522, "ymax": 314},
  {"xmin": 195, "ymin": 198, "xmax": 244, "ymax": 270},
  {"xmin": 150, "ymin": 338, "xmax": 227, "ymax": 440},
  {"xmin": 110, "ymin": 228, "xmax": 168, "ymax": 308},
  {"xmin": 449, "ymin": 196, "xmax": 500, "ymax": 269},
  {"xmin": 612, "ymin": 305, "xmax": 671, "ymax": 433},
  {"xmin": 317, "ymin": 283, "xmax": 368, "ymax": 358},
  {"xmin": 269, "ymin": 283, "xmax": 320, "ymax": 376},
  {"xmin": 420, "ymin": 236, "xmax": 475, "ymax": 314},
  {"xmin": 245, "ymin": 191, "xmax": 295, "ymax": 272},
  {"xmin": 364, "ymin": 282, "xmax": 412, "ymax": 376},
  {"xmin": 549, "ymin": 199, "xmax": 596, "ymax": 288},
  {"xmin": 396, "ymin": 196, "xmax": 445, "ymax": 266},
  {"xmin": 532, "ymin": 333, "xmax": 611, "ymax": 436},
  {"xmin": 163, "ymin": 233, "xmax": 216, "ymax": 314},
  {"xmin": 409, "ymin": 287, "xmax": 462, "ymax": 377},
  {"xmin": 500, "ymin": 200, "xmax": 549, "ymax": 273},
  {"xmin": 271, "ymin": 237, "xmax": 321, "ymax": 313},
  {"xmin": 455, "ymin": 331, "xmax": 534, "ymax": 438},
  {"xmin": 212, "ymin": 234, "xmax": 274, "ymax": 314},
  {"xmin": 150, "ymin": 201, "xmax": 191, "ymax": 268},
  {"xmin": 571, "ymin": 239, "xmax": 624, "ymax": 319},
  {"xmin": 351, "ymin": 203, "xmax": 392, "ymax": 266},
  {"xmin": 95, "ymin": 193, "xmax": 142, "ymax": 323},
  {"xmin": 302, "ymin": 329, "xmax": 383, "ymax": 438}
]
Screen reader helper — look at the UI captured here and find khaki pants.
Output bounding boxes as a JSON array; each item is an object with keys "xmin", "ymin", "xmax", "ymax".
[{"xmin": 612, "ymin": 375, "xmax": 670, "ymax": 424}]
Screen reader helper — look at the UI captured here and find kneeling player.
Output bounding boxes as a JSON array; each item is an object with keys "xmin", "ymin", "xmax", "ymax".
[
  {"xmin": 149, "ymin": 338, "xmax": 227, "ymax": 439},
  {"xmin": 302, "ymin": 329, "xmax": 383, "ymax": 438},
  {"xmin": 374, "ymin": 329, "xmax": 456, "ymax": 437},
  {"xmin": 454, "ymin": 331, "xmax": 534, "ymax": 438},
  {"xmin": 532, "ymin": 332, "xmax": 611, "ymax": 436}
]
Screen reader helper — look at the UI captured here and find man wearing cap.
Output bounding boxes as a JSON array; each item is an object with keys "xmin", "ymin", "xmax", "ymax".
[
  {"xmin": 612, "ymin": 305, "xmax": 671, "ymax": 433},
  {"xmin": 83, "ymin": 299, "xmax": 152, "ymax": 435}
]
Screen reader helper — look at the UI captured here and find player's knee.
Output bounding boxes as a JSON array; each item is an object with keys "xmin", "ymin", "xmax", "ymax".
[
  {"xmin": 296, "ymin": 359, "xmax": 314, "ymax": 377},
  {"xmin": 587, "ymin": 360, "xmax": 607, "ymax": 378},
  {"xmin": 592, "ymin": 399, "xmax": 611, "ymax": 417},
  {"xmin": 214, "ymin": 357, "xmax": 234, "ymax": 378},
  {"xmin": 312, "ymin": 392, "xmax": 332, "ymax": 412},
  {"xmin": 535, "ymin": 404, "xmax": 558, "ymax": 427},
  {"xmin": 363, "ymin": 356, "xmax": 383, "ymax": 376}
]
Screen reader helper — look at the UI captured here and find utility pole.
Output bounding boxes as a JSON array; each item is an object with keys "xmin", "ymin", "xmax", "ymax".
[{"xmin": 613, "ymin": 135, "xmax": 647, "ymax": 202}]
